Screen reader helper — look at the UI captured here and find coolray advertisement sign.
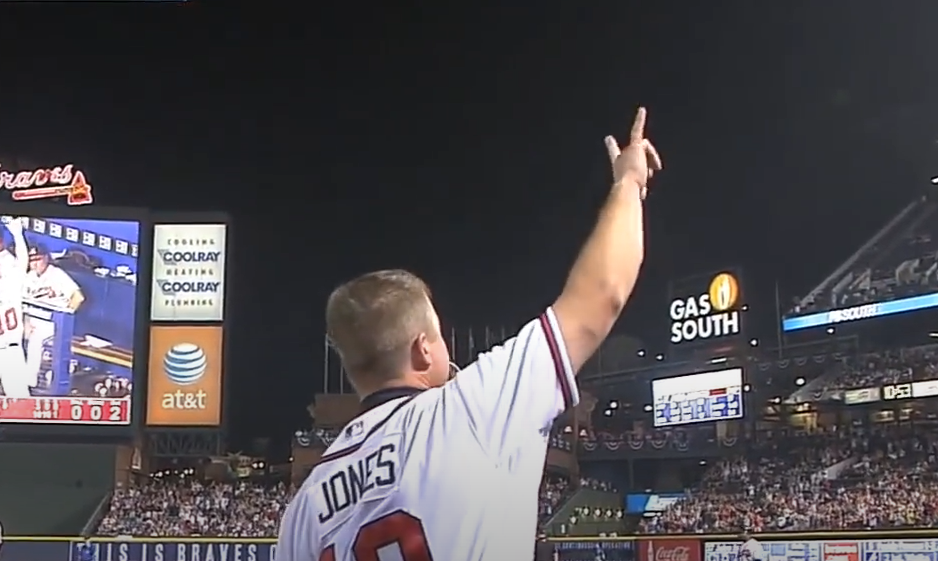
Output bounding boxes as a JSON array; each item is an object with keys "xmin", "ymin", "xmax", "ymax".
[
  {"xmin": 151, "ymin": 223, "xmax": 227, "ymax": 322},
  {"xmin": 0, "ymin": 162, "xmax": 94, "ymax": 206},
  {"xmin": 669, "ymin": 271, "xmax": 742, "ymax": 344},
  {"xmin": 1, "ymin": 538, "xmax": 277, "ymax": 561},
  {"xmin": 704, "ymin": 539, "xmax": 938, "ymax": 561},
  {"xmin": 639, "ymin": 538, "xmax": 701, "ymax": 561},
  {"xmin": 146, "ymin": 325, "xmax": 223, "ymax": 426}
]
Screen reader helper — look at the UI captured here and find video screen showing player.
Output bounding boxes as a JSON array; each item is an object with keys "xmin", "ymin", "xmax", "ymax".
[{"xmin": 0, "ymin": 215, "xmax": 139, "ymax": 401}]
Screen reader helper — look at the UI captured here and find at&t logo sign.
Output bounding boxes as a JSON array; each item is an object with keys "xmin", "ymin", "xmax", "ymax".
[
  {"xmin": 161, "ymin": 343, "xmax": 209, "ymax": 411},
  {"xmin": 669, "ymin": 272, "xmax": 741, "ymax": 344}
]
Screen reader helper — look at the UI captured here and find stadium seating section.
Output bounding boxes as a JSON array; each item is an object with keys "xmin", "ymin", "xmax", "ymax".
[
  {"xmin": 792, "ymin": 197, "xmax": 938, "ymax": 315},
  {"xmin": 97, "ymin": 479, "xmax": 293, "ymax": 537},
  {"xmin": 93, "ymin": 434, "xmax": 585, "ymax": 538},
  {"xmin": 639, "ymin": 424, "xmax": 938, "ymax": 533}
]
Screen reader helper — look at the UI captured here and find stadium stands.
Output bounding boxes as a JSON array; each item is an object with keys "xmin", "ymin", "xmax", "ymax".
[
  {"xmin": 791, "ymin": 196, "xmax": 938, "ymax": 316},
  {"xmin": 820, "ymin": 343, "xmax": 938, "ymax": 391},
  {"xmin": 638, "ymin": 424, "xmax": 938, "ymax": 533},
  {"xmin": 540, "ymin": 474, "xmax": 571, "ymax": 522},
  {"xmin": 95, "ymin": 457, "xmax": 583, "ymax": 537},
  {"xmin": 97, "ymin": 479, "xmax": 293, "ymax": 538}
]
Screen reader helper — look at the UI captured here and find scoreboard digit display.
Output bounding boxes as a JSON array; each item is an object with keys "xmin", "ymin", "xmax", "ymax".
[{"xmin": 653, "ymin": 367, "xmax": 743, "ymax": 427}]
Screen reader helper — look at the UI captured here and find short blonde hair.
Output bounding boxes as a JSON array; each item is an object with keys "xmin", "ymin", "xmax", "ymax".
[{"xmin": 326, "ymin": 269, "xmax": 435, "ymax": 380}]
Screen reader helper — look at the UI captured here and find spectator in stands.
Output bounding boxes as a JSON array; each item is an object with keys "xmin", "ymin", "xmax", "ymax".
[
  {"xmin": 639, "ymin": 425, "xmax": 938, "ymax": 533},
  {"xmin": 97, "ymin": 478, "xmax": 294, "ymax": 538}
]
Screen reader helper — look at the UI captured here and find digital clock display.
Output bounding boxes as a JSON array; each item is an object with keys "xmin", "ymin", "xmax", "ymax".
[{"xmin": 653, "ymin": 367, "xmax": 744, "ymax": 427}]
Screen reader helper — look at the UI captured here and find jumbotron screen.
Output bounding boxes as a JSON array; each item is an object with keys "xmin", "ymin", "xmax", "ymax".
[
  {"xmin": 652, "ymin": 367, "xmax": 743, "ymax": 427},
  {"xmin": 0, "ymin": 215, "xmax": 138, "ymax": 424}
]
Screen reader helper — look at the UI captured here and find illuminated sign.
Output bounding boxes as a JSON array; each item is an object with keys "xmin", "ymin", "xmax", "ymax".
[
  {"xmin": 669, "ymin": 272, "xmax": 741, "ymax": 344},
  {"xmin": 151, "ymin": 224, "xmax": 227, "ymax": 321},
  {"xmin": 842, "ymin": 387, "xmax": 880, "ymax": 405},
  {"xmin": 652, "ymin": 367, "xmax": 743, "ymax": 427},
  {"xmin": 883, "ymin": 383, "xmax": 912, "ymax": 401},
  {"xmin": 0, "ymin": 163, "xmax": 93, "ymax": 206},
  {"xmin": 913, "ymin": 379, "xmax": 938, "ymax": 399},
  {"xmin": 0, "ymin": 216, "xmax": 138, "ymax": 425},
  {"xmin": 782, "ymin": 293, "xmax": 938, "ymax": 332},
  {"xmin": 147, "ymin": 325, "xmax": 223, "ymax": 426}
]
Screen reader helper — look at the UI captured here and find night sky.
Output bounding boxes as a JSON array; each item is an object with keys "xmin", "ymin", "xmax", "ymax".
[{"xmin": 2, "ymin": 3, "xmax": 938, "ymax": 454}]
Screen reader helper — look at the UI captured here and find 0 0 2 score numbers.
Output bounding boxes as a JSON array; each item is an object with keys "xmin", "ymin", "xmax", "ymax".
[{"xmin": 27, "ymin": 397, "xmax": 127, "ymax": 423}]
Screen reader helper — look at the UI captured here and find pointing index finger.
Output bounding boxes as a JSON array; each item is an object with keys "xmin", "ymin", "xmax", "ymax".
[{"xmin": 630, "ymin": 107, "xmax": 647, "ymax": 143}]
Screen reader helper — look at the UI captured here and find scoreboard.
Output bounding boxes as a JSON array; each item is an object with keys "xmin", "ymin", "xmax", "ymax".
[{"xmin": 653, "ymin": 367, "xmax": 743, "ymax": 427}]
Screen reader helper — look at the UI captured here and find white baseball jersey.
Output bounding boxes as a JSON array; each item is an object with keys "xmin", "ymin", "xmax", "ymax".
[
  {"xmin": 277, "ymin": 307, "xmax": 579, "ymax": 561},
  {"xmin": 740, "ymin": 539, "xmax": 766, "ymax": 561},
  {"xmin": 26, "ymin": 263, "xmax": 79, "ymax": 303},
  {"xmin": 0, "ymin": 249, "xmax": 16, "ymax": 279},
  {"xmin": 0, "ymin": 280, "xmax": 25, "ymax": 348},
  {"xmin": 0, "ymin": 248, "xmax": 26, "ymax": 348}
]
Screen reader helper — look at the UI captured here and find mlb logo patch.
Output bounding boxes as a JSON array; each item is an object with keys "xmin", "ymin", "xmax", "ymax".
[{"xmin": 346, "ymin": 421, "xmax": 364, "ymax": 438}]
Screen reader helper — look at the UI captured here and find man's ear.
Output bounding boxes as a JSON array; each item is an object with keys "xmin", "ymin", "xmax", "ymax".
[{"xmin": 409, "ymin": 332, "xmax": 432, "ymax": 372}]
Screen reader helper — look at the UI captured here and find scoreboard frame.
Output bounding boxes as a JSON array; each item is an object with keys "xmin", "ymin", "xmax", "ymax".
[
  {"xmin": 0, "ymin": 200, "xmax": 152, "ymax": 440},
  {"xmin": 652, "ymin": 367, "xmax": 744, "ymax": 428}
]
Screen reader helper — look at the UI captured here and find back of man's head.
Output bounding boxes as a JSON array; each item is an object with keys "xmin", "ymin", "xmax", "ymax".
[{"xmin": 326, "ymin": 269, "xmax": 437, "ymax": 392}]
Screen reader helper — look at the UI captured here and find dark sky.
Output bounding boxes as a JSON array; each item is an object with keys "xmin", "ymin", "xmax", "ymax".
[{"xmin": 3, "ymin": 2, "xmax": 938, "ymax": 453}]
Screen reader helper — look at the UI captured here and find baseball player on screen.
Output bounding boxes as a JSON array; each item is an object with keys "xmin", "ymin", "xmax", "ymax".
[
  {"xmin": 276, "ymin": 108, "xmax": 661, "ymax": 560},
  {"xmin": 0, "ymin": 235, "xmax": 16, "ymax": 280},
  {"xmin": 24, "ymin": 243, "xmax": 84, "ymax": 389},
  {"xmin": 738, "ymin": 532, "xmax": 766, "ymax": 561},
  {"xmin": 0, "ymin": 217, "xmax": 31, "ymax": 398}
]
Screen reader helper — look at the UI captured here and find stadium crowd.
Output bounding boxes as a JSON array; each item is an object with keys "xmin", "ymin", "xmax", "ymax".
[
  {"xmin": 96, "ymin": 471, "xmax": 582, "ymax": 537},
  {"xmin": 823, "ymin": 344, "xmax": 938, "ymax": 391},
  {"xmin": 97, "ymin": 479, "xmax": 293, "ymax": 538},
  {"xmin": 639, "ymin": 425, "xmax": 938, "ymax": 533}
]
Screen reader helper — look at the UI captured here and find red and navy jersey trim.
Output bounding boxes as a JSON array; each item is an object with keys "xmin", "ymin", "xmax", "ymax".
[{"xmin": 538, "ymin": 312, "xmax": 574, "ymax": 410}]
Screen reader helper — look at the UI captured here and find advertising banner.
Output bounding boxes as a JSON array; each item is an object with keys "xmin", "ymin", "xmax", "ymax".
[
  {"xmin": 843, "ymin": 387, "xmax": 881, "ymax": 405},
  {"xmin": 669, "ymin": 271, "xmax": 743, "ymax": 345},
  {"xmin": 151, "ymin": 223, "xmax": 227, "ymax": 322},
  {"xmin": 146, "ymin": 325, "xmax": 223, "ymax": 426},
  {"xmin": 1, "ymin": 539, "xmax": 277, "ymax": 561},
  {"xmin": 639, "ymin": 538, "xmax": 702, "ymax": 561},
  {"xmin": 704, "ymin": 539, "xmax": 938, "ymax": 561},
  {"xmin": 626, "ymin": 493, "xmax": 687, "ymax": 515}
]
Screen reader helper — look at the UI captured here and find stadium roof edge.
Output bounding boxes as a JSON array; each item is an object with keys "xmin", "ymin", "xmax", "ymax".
[{"xmin": 794, "ymin": 196, "xmax": 924, "ymax": 311}]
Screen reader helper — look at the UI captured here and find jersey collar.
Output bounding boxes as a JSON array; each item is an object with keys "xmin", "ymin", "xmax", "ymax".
[{"xmin": 360, "ymin": 386, "xmax": 424, "ymax": 412}]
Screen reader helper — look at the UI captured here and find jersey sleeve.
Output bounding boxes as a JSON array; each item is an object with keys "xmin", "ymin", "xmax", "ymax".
[
  {"xmin": 276, "ymin": 490, "xmax": 319, "ymax": 561},
  {"xmin": 446, "ymin": 307, "xmax": 579, "ymax": 457},
  {"xmin": 54, "ymin": 268, "xmax": 80, "ymax": 297}
]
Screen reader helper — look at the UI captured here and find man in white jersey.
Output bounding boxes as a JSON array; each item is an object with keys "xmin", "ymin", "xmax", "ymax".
[
  {"xmin": 277, "ymin": 107, "xmax": 662, "ymax": 561},
  {"xmin": 0, "ymin": 235, "xmax": 16, "ymax": 279},
  {"xmin": 24, "ymin": 243, "xmax": 84, "ymax": 388},
  {"xmin": 0, "ymin": 217, "xmax": 30, "ymax": 398},
  {"xmin": 738, "ymin": 533, "xmax": 766, "ymax": 561}
]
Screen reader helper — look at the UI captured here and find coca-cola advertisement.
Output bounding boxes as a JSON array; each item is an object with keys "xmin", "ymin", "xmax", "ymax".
[{"xmin": 639, "ymin": 539, "xmax": 702, "ymax": 561}]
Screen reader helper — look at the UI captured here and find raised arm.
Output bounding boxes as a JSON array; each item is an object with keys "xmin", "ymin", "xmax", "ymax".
[
  {"xmin": 4, "ymin": 217, "xmax": 28, "ymax": 275},
  {"xmin": 447, "ymin": 108, "xmax": 662, "ymax": 457},
  {"xmin": 552, "ymin": 107, "xmax": 661, "ymax": 373}
]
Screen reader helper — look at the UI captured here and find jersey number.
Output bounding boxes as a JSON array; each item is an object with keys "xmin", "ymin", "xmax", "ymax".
[
  {"xmin": 320, "ymin": 511, "xmax": 432, "ymax": 561},
  {"xmin": 0, "ymin": 308, "xmax": 19, "ymax": 336}
]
